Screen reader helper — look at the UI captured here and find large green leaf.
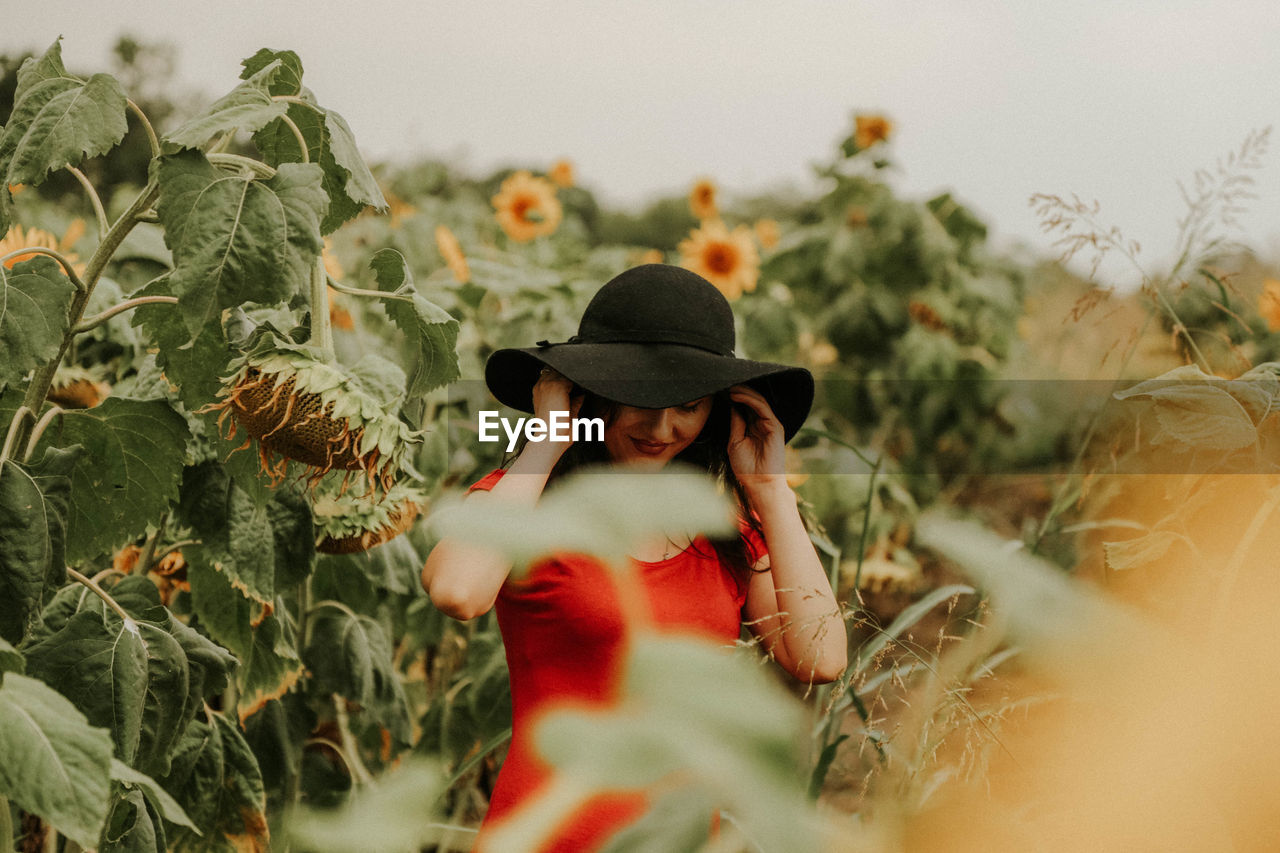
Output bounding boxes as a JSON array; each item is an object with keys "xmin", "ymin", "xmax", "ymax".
[
  {"xmin": 160, "ymin": 712, "xmax": 268, "ymax": 852},
  {"xmin": 0, "ymin": 446, "xmax": 80, "ymax": 644},
  {"xmin": 0, "ymin": 636, "xmax": 22, "ymax": 675},
  {"xmin": 100, "ymin": 786, "xmax": 165, "ymax": 853},
  {"xmin": 110, "ymin": 758, "xmax": 199, "ymax": 833},
  {"xmin": 188, "ymin": 563, "xmax": 302, "ymax": 722},
  {"xmin": 179, "ymin": 462, "xmax": 276, "ymax": 605},
  {"xmin": 0, "ymin": 39, "xmax": 127, "ymax": 230},
  {"xmin": 156, "ymin": 149, "xmax": 326, "ymax": 338},
  {"xmin": 288, "ymin": 760, "xmax": 446, "ymax": 853},
  {"xmin": 0, "ymin": 255, "xmax": 76, "ymax": 388},
  {"xmin": 0, "ymin": 673, "xmax": 114, "ymax": 848},
  {"xmin": 32, "ymin": 397, "xmax": 189, "ymax": 563},
  {"xmin": 239, "ymin": 49, "xmax": 304, "ymax": 97},
  {"xmin": 430, "ymin": 466, "xmax": 735, "ymax": 569},
  {"xmin": 249, "ymin": 67, "xmax": 386, "ymax": 235},
  {"xmin": 163, "ymin": 61, "xmax": 289, "ymax": 150},
  {"xmin": 24, "ymin": 610, "xmax": 149, "ymax": 765},
  {"xmin": 131, "ymin": 276, "xmax": 237, "ymax": 412},
  {"xmin": 303, "ymin": 605, "xmax": 410, "ymax": 738},
  {"xmin": 369, "ymin": 248, "xmax": 461, "ymax": 400}
]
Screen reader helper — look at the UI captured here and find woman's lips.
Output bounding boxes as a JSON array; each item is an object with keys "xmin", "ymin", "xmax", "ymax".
[{"xmin": 630, "ymin": 438, "xmax": 670, "ymax": 455}]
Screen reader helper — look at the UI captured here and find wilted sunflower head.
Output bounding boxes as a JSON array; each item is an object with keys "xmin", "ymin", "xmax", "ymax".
[
  {"xmin": 313, "ymin": 481, "xmax": 426, "ymax": 553},
  {"xmin": 677, "ymin": 220, "xmax": 760, "ymax": 301},
  {"xmin": 689, "ymin": 178, "xmax": 718, "ymax": 221},
  {"xmin": 434, "ymin": 225, "xmax": 470, "ymax": 283},
  {"xmin": 208, "ymin": 340, "xmax": 420, "ymax": 493},
  {"xmin": 854, "ymin": 114, "xmax": 893, "ymax": 150},
  {"xmin": 492, "ymin": 170, "xmax": 563, "ymax": 242}
]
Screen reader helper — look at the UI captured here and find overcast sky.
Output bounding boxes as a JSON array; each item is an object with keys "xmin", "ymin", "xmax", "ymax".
[{"xmin": 7, "ymin": 1, "xmax": 1280, "ymax": 283}]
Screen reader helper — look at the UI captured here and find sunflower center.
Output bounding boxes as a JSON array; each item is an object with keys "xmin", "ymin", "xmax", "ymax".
[
  {"xmin": 513, "ymin": 196, "xmax": 535, "ymax": 222},
  {"xmin": 704, "ymin": 243, "xmax": 737, "ymax": 275}
]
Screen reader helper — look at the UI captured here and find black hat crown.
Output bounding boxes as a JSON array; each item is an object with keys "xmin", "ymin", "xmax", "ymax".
[{"xmin": 576, "ymin": 264, "xmax": 736, "ymax": 356}]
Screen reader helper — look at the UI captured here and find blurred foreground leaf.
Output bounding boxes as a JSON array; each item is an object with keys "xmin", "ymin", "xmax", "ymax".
[
  {"xmin": 430, "ymin": 466, "xmax": 735, "ymax": 569},
  {"xmin": 289, "ymin": 759, "xmax": 448, "ymax": 853}
]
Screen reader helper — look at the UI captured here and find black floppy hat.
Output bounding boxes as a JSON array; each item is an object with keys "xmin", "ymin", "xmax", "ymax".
[{"xmin": 484, "ymin": 264, "xmax": 815, "ymax": 442}]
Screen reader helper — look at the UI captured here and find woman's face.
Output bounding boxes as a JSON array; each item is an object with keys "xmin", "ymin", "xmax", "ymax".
[{"xmin": 602, "ymin": 397, "xmax": 714, "ymax": 470}]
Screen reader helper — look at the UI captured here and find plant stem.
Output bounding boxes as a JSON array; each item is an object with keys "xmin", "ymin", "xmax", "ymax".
[
  {"xmin": 308, "ymin": 256, "xmax": 334, "ymax": 357},
  {"xmin": 22, "ymin": 406, "xmax": 64, "ymax": 463},
  {"xmin": 0, "ymin": 248, "xmax": 87, "ymax": 293},
  {"xmin": 16, "ymin": 181, "xmax": 159, "ymax": 448},
  {"xmin": 140, "ymin": 512, "xmax": 168, "ymax": 575},
  {"xmin": 66, "ymin": 167, "xmax": 108, "ymax": 237},
  {"xmin": 332, "ymin": 694, "xmax": 373, "ymax": 785},
  {"xmin": 66, "ymin": 567, "xmax": 132, "ymax": 624},
  {"xmin": 278, "ymin": 113, "xmax": 310, "ymax": 163},
  {"xmin": 326, "ymin": 274, "xmax": 413, "ymax": 303},
  {"xmin": 126, "ymin": 98, "xmax": 160, "ymax": 160},
  {"xmin": 0, "ymin": 795, "xmax": 11, "ymax": 853},
  {"xmin": 0, "ymin": 407, "xmax": 34, "ymax": 475},
  {"xmin": 74, "ymin": 295, "xmax": 178, "ymax": 333},
  {"xmin": 207, "ymin": 153, "xmax": 276, "ymax": 179}
]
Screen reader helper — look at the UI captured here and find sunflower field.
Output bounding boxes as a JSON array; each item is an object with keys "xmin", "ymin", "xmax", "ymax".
[{"xmin": 3, "ymin": 39, "xmax": 1280, "ymax": 853}]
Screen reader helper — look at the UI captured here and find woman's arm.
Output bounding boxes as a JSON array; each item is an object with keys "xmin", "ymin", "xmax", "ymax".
[
  {"xmin": 420, "ymin": 370, "xmax": 579, "ymax": 620},
  {"xmin": 740, "ymin": 480, "xmax": 848, "ymax": 683},
  {"xmin": 727, "ymin": 385, "xmax": 848, "ymax": 683}
]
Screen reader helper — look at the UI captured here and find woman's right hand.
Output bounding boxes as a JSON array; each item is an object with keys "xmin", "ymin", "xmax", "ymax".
[{"xmin": 529, "ymin": 367, "xmax": 583, "ymax": 455}]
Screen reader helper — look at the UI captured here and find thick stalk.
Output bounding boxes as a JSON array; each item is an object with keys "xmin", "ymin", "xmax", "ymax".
[
  {"xmin": 0, "ymin": 795, "xmax": 11, "ymax": 853},
  {"xmin": 17, "ymin": 181, "xmax": 159, "ymax": 446},
  {"xmin": 308, "ymin": 256, "xmax": 334, "ymax": 357}
]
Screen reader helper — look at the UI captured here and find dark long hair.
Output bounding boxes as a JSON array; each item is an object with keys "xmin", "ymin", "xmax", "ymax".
[{"xmin": 502, "ymin": 389, "xmax": 769, "ymax": 597}]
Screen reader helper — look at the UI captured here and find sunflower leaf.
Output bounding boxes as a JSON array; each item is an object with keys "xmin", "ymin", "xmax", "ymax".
[
  {"xmin": 0, "ymin": 446, "xmax": 80, "ymax": 644},
  {"xmin": 130, "ymin": 275, "xmax": 236, "ymax": 411},
  {"xmin": 0, "ymin": 39, "xmax": 128, "ymax": 231},
  {"xmin": 30, "ymin": 397, "xmax": 190, "ymax": 563},
  {"xmin": 0, "ymin": 254, "xmax": 76, "ymax": 389},
  {"xmin": 369, "ymin": 248, "xmax": 461, "ymax": 401},
  {"xmin": 252, "ymin": 95, "xmax": 384, "ymax": 233},
  {"xmin": 159, "ymin": 712, "xmax": 268, "ymax": 850},
  {"xmin": 163, "ymin": 60, "xmax": 290, "ymax": 150},
  {"xmin": 156, "ymin": 149, "xmax": 326, "ymax": 339},
  {"xmin": 0, "ymin": 673, "xmax": 114, "ymax": 848}
]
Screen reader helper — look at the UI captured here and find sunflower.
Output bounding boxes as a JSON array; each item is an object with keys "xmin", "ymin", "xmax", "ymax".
[
  {"xmin": 435, "ymin": 225, "xmax": 470, "ymax": 283},
  {"xmin": 678, "ymin": 220, "xmax": 760, "ymax": 300},
  {"xmin": 0, "ymin": 220, "xmax": 87, "ymax": 274},
  {"xmin": 548, "ymin": 159, "xmax": 575, "ymax": 188},
  {"xmin": 1260, "ymin": 279, "xmax": 1280, "ymax": 332},
  {"xmin": 854, "ymin": 114, "xmax": 893, "ymax": 150},
  {"xmin": 7, "ymin": 184, "xmax": 23, "ymax": 195},
  {"xmin": 492, "ymin": 171, "xmax": 563, "ymax": 242},
  {"xmin": 689, "ymin": 178, "xmax": 718, "ymax": 221},
  {"xmin": 754, "ymin": 218, "xmax": 780, "ymax": 250}
]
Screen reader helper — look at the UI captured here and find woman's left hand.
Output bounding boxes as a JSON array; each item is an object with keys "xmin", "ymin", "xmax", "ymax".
[{"xmin": 727, "ymin": 385, "xmax": 786, "ymax": 491}]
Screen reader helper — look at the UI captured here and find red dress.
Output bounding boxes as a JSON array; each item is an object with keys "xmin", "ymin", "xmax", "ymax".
[{"xmin": 466, "ymin": 469, "xmax": 764, "ymax": 852}]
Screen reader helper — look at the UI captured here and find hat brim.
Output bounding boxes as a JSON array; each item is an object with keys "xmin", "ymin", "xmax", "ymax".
[{"xmin": 485, "ymin": 342, "xmax": 814, "ymax": 443}]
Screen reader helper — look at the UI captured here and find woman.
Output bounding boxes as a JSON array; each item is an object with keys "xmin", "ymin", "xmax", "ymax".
[{"xmin": 422, "ymin": 264, "xmax": 847, "ymax": 851}]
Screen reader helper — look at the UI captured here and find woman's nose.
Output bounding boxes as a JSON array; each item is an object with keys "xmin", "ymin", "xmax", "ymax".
[{"xmin": 647, "ymin": 408, "xmax": 676, "ymax": 441}]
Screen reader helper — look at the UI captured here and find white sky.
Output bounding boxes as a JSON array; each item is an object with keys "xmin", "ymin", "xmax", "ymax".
[{"xmin": 7, "ymin": 1, "xmax": 1280, "ymax": 283}]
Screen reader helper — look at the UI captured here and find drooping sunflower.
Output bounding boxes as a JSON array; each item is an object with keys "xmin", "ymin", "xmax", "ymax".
[
  {"xmin": 548, "ymin": 159, "xmax": 575, "ymax": 188},
  {"xmin": 854, "ymin": 114, "xmax": 893, "ymax": 150},
  {"xmin": 0, "ymin": 220, "xmax": 87, "ymax": 274},
  {"xmin": 1259, "ymin": 279, "xmax": 1280, "ymax": 332},
  {"xmin": 206, "ymin": 337, "xmax": 420, "ymax": 492},
  {"xmin": 435, "ymin": 225, "xmax": 470, "ymax": 283},
  {"xmin": 678, "ymin": 220, "xmax": 760, "ymax": 300},
  {"xmin": 312, "ymin": 481, "xmax": 426, "ymax": 554},
  {"xmin": 492, "ymin": 171, "xmax": 563, "ymax": 242},
  {"xmin": 689, "ymin": 178, "xmax": 718, "ymax": 221}
]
